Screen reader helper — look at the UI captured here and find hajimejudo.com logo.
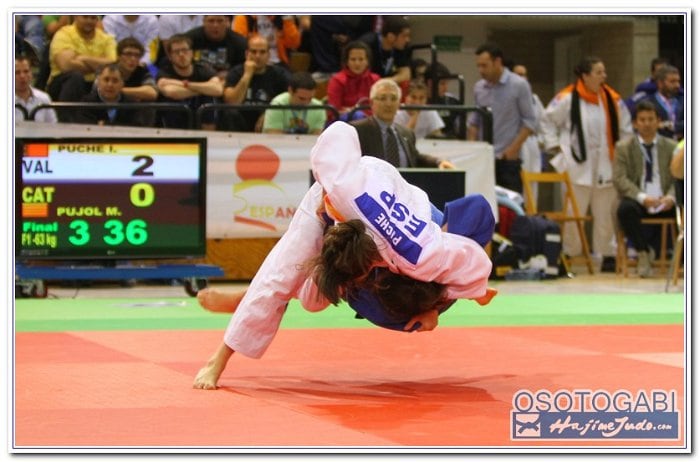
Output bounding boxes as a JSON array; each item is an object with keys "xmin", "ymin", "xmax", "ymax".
[{"xmin": 510, "ymin": 389, "xmax": 679, "ymax": 440}]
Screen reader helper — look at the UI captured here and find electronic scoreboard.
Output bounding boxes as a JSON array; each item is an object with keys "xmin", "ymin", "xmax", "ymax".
[{"xmin": 15, "ymin": 138, "xmax": 207, "ymax": 260}]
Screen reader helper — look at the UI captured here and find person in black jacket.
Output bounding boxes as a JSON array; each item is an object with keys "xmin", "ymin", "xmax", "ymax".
[
  {"xmin": 76, "ymin": 63, "xmax": 147, "ymax": 127},
  {"xmin": 350, "ymin": 78, "xmax": 454, "ymax": 169}
]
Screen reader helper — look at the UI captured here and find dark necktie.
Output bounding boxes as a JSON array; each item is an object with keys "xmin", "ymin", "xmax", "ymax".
[
  {"xmin": 642, "ymin": 143, "xmax": 654, "ymax": 183},
  {"xmin": 385, "ymin": 126, "xmax": 400, "ymax": 167}
]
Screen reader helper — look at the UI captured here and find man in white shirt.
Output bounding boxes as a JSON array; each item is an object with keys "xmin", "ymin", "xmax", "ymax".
[{"xmin": 15, "ymin": 55, "xmax": 57, "ymax": 123}]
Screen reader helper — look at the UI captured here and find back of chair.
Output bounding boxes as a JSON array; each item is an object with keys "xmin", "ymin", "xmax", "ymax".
[{"xmin": 521, "ymin": 170, "xmax": 589, "ymax": 224}]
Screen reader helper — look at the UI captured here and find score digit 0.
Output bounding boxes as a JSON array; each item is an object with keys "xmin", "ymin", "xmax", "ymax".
[{"xmin": 130, "ymin": 183, "xmax": 155, "ymax": 207}]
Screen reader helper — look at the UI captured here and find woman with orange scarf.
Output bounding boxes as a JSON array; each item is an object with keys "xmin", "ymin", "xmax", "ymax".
[{"xmin": 541, "ymin": 56, "xmax": 632, "ymax": 272}]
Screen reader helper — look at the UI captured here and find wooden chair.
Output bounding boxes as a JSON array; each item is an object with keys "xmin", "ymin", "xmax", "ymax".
[
  {"xmin": 520, "ymin": 170, "xmax": 594, "ymax": 274},
  {"xmin": 616, "ymin": 216, "xmax": 677, "ymax": 277}
]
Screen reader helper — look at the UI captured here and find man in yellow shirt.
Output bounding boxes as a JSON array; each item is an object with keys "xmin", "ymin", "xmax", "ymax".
[{"xmin": 47, "ymin": 15, "xmax": 117, "ymax": 121}]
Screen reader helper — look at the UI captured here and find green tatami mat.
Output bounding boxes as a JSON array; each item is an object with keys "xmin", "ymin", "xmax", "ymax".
[{"xmin": 14, "ymin": 293, "xmax": 684, "ymax": 333}]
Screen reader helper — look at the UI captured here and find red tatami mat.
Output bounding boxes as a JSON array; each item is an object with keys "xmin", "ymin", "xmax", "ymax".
[{"xmin": 13, "ymin": 325, "xmax": 685, "ymax": 448}]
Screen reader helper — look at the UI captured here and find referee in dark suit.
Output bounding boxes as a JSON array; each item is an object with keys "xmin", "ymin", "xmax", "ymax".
[{"xmin": 350, "ymin": 79, "xmax": 455, "ymax": 169}]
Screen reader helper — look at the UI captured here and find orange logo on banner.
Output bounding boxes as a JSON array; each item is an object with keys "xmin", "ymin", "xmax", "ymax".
[{"xmin": 233, "ymin": 145, "xmax": 296, "ymax": 231}]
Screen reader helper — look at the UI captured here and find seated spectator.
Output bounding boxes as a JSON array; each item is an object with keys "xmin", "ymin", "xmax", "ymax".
[
  {"xmin": 187, "ymin": 15, "xmax": 247, "ymax": 82},
  {"xmin": 116, "ymin": 37, "xmax": 158, "ymax": 102},
  {"xmin": 410, "ymin": 58, "xmax": 428, "ymax": 82},
  {"xmin": 47, "ymin": 15, "xmax": 117, "ymax": 121},
  {"xmin": 15, "ymin": 55, "xmax": 57, "ymax": 123},
  {"xmin": 34, "ymin": 15, "xmax": 71, "ymax": 91},
  {"xmin": 75, "ymin": 63, "xmax": 147, "ymax": 127},
  {"xmin": 613, "ymin": 100, "xmax": 677, "ymax": 278},
  {"xmin": 424, "ymin": 62, "xmax": 462, "ymax": 139},
  {"xmin": 350, "ymin": 78, "xmax": 455, "ymax": 169},
  {"xmin": 643, "ymin": 64, "xmax": 683, "ymax": 141},
  {"xmin": 102, "ymin": 15, "xmax": 159, "ymax": 72},
  {"xmin": 359, "ymin": 16, "xmax": 411, "ymax": 86},
  {"xmin": 156, "ymin": 14, "xmax": 203, "ymax": 68},
  {"xmin": 15, "ymin": 15, "xmax": 46, "ymax": 65},
  {"xmin": 232, "ymin": 15, "xmax": 301, "ymax": 70},
  {"xmin": 394, "ymin": 79, "xmax": 444, "ymax": 139},
  {"xmin": 116, "ymin": 37, "xmax": 158, "ymax": 126},
  {"xmin": 262, "ymin": 71, "xmax": 326, "ymax": 135},
  {"xmin": 156, "ymin": 34, "xmax": 223, "ymax": 130},
  {"xmin": 221, "ymin": 35, "xmax": 290, "ymax": 132},
  {"xmin": 625, "ymin": 57, "xmax": 671, "ymax": 113},
  {"xmin": 307, "ymin": 15, "xmax": 374, "ymax": 79},
  {"xmin": 326, "ymin": 40, "xmax": 379, "ymax": 121}
]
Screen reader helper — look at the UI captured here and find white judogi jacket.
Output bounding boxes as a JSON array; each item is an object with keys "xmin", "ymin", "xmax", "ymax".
[
  {"xmin": 541, "ymin": 90, "xmax": 632, "ymax": 187},
  {"xmin": 311, "ymin": 122, "xmax": 491, "ymax": 299},
  {"xmin": 224, "ymin": 122, "xmax": 491, "ymax": 358}
]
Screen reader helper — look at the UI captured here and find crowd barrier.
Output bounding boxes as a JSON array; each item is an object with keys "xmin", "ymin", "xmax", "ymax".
[{"xmin": 21, "ymin": 101, "xmax": 492, "ymax": 142}]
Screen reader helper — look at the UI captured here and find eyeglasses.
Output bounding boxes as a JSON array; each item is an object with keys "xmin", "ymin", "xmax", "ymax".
[
  {"xmin": 170, "ymin": 48, "xmax": 191, "ymax": 55},
  {"xmin": 372, "ymin": 94, "xmax": 399, "ymax": 102},
  {"xmin": 121, "ymin": 51, "xmax": 143, "ymax": 58}
]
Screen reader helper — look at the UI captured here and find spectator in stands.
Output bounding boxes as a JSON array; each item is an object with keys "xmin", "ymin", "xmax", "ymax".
[
  {"xmin": 359, "ymin": 16, "xmax": 411, "ymax": 86},
  {"xmin": 15, "ymin": 15, "xmax": 46, "ymax": 65},
  {"xmin": 424, "ymin": 62, "xmax": 462, "ymax": 139},
  {"xmin": 75, "ymin": 63, "xmax": 147, "ymax": 127},
  {"xmin": 221, "ymin": 35, "xmax": 290, "ymax": 132},
  {"xmin": 644, "ymin": 64, "xmax": 683, "ymax": 141},
  {"xmin": 326, "ymin": 40, "xmax": 380, "ymax": 121},
  {"xmin": 541, "ymin": 56, "xmax": 633, "ymax": 273},
  {"xmin": 43, "ymin": 15, "xmax": 71, "ymax": 37},
  {"xmin": 262, "ymin": 71, "xmax": 326, "ymax": 135},
  {"xmin": 116, "ymin": 37, "xmax": 158, "ymax": 102},
  {"xmin": 15, "ymin": 55, "xmax": 57, "ymax": 123},
  {"xmin": 351, "ymin": 79, "xmax": 454, "ymax": 169},
  {"xmin": 394, "ymin": 79, "xmax": 445, "ymax": 139},
  {"xmin": 34, "ymin": 15, "xmax": 71, "ymax": 91},
  {"xmin": 47, "ymin": 15, "xmax": 117, "ymax": 121},
  {"xmin": 116, "ymin": 37, "xmax": 158, "ymax": 126},
  {"xmin": 467, "ymin": 43, "xmax": 536, "ymax": 194},
  {"xmin": 156, "ymin": 14, "xmax": 203, "ymax": 68},
  {"xmin": 625, "ymin": 57, "xmax": 670, "ymax": 112},
  {"xmin": 102, "ymin": 15, "xmax": 159, "ymax": 72},
  {"xmin": 156, "ymin": 34, "xmax": 223, "ymax": 130},
  {"xmin": 187, "ymin": 15, "xmax": 247, "ymax": 81},
  {"xmin": 410, "ymin": 58, "xmax": 428, "ymax": 82},
  {"xmin": 232, "ymin": 15, "xmax": 301, "ymax": 70},
  {"xmin": 307, "ymin": 16, "xmax": 374, "ymax": 79},
  {"xmin": 613, "ymin": 100, "xmax": 677, "ymax": 278}
]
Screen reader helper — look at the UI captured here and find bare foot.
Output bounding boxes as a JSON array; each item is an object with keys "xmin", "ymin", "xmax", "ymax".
[{"xmin": 197, "ymin": 288, "xmax": 245, "ymax": 313}]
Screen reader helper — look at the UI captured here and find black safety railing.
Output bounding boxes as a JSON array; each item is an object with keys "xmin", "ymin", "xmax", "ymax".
[
  {"xmin": 15, "ymin": 104, "xmax": 29, "ymax": 120},
  {"xmin": 20, "ymin": 101, "xmax": 492, "ymax": 144},
  {"xmin": 195, "ymin": 103, "xmax": 341, "ymax": 130},
  {"xmin": 27, "ymin": 102, "xmax": 193, "ymax": 128},
  {"xmin": 409, "ymin": 43, "xmax": 439, "ymax": 100},
  {"xmin": 347, "ymin": 104, "xmax": 493, "ymax": 143}
]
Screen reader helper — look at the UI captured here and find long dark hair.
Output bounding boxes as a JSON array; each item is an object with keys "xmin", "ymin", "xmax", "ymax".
[
  {"xmin": 310, "ymin": 219, "xmax": 381, "ymax": 305},
  {"xmin": 570, "ymin": 56, "xmax": 619, "ymax": 163},
  {"xmin": 361, "ymin": 268, "xmax": 446, "ymax": 320}
]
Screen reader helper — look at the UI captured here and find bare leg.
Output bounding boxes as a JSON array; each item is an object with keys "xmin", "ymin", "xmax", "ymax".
[
  {"xmin": 197, "ymin": 288, "xmax": 247, "ymax": 313},
  {"xmin": 193, "ymin": 342, "xmax": 235, "ymax": 390}
]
